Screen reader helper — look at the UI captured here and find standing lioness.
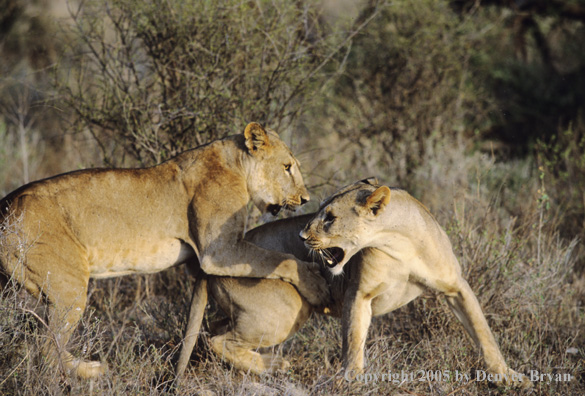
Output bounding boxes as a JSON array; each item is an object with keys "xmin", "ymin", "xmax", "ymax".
[
  {"xmin": 0, "ymin": 122, "xmax": 328, "ymax": 379},
  {"xmin": 300, "ymin": 179, "xmax": 529, "ymax": 387},
  {"xmin": 185, "ymin": 179, "xmax": 529, "ymax": 389}
]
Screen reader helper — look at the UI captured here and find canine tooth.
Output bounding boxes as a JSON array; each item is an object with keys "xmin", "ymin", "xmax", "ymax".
[{"xmin": 327, "ymin": 259, "xmax": 333, "ymax": 264}]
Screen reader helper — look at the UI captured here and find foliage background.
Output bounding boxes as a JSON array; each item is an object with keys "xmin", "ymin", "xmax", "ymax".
[{"xmin": 1, "ymin": 0, "xmax": 584, "ymax": 394}]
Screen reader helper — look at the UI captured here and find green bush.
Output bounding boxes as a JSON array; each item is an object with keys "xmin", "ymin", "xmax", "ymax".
[
  {"xmin": 469, "ymin": 5, "xmax": 585, "ymax": 150},
  {"xmin": 301, "ymin": 0, "xmax": 498, "ymax": 193},
  {"xmin": 537, "ymin": 118, "xmax": 585, "ymax": 270}
]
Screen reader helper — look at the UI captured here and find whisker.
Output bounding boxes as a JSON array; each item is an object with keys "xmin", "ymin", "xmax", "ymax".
[
  {"xmin": 310, "ymin": 247, "xmax": 326, "ymax": 265},
  {"xmin": 311, "ymin": 248, "xmax": 318, "ymax": 263}
]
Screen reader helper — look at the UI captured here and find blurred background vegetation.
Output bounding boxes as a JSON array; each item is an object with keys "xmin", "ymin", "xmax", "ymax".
[{"xmin": 1, "ymin": 0, "xmax": 584, "ymax": 394}]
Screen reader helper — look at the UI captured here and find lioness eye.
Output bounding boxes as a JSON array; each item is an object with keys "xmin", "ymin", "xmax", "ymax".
[
  {"xmin": 284, "ymin": 163, "xmax": 292, "ymax": 172},
  {"xmin": 324, "ymin": 212, "xmax": 335, "ymax": 223}
]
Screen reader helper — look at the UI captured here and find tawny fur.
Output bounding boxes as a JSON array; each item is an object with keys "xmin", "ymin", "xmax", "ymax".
[{"xmin": 0, "ymin": 122, "xmax": 328, "ymax": 379}]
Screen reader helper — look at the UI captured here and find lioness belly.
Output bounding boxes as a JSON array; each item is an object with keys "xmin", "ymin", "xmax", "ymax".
[
  {"xmin": 371, "ymin": 280, "xmax": 424, "ymax": 316},
  {"xmin": 88, "ymin": 239, "xmax": 194, "ymax": 279}
]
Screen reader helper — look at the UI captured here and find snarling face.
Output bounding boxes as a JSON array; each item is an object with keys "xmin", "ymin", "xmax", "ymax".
[{"xmin": 299, "ymin": 178, "xmax": 390, "ymax": 275}]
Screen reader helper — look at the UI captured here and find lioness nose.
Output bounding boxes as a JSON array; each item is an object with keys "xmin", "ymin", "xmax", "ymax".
[{"xmin": 299, "ymin": 229, "xmax": 308, "ymax": 241}]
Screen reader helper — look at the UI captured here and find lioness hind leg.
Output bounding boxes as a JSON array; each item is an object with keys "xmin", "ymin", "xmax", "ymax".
[
  {"xmin": 44, "ymin": 290, "xmax": 105, "ymax": 378},
  {"xmin": 38, "ymin": 252, "xmax": 104, "ymax": 378},
  {"xmin": 210, "ymin": 331, "xmax": 290, "ymax": 375},
  {"xmin": 445, "ymin": 278, "xmax": 531, "ymax": 388}
]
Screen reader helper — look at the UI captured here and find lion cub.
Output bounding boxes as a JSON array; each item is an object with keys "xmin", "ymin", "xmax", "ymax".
[
  {"xmin": 0, "ymin": 122, "xmax": 327, "ymax": 379},
  {"xmin": 197, "ymin": 179, "xmax": 529, "ymax": 388}
]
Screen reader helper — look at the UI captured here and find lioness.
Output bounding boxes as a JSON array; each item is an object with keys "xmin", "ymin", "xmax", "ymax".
[
  {"xmin": 183, "ymin": 179, "xmax": 529, "ymax": 388},
  {"xmin": 0, "ymin": 122, "xmax": 328, "ymax": 379}
]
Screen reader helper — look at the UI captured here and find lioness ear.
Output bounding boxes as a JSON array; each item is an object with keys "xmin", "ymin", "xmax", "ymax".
[
  {"xmin": 244, "ymin": 122, "xmax": 270, "ymax": 154},
  {"xmin": 361, "ymin": 177, "xmax": 379, "ymax": 186},
  {"xmin": 365, "ymin": 186, "xmax": 391, "ymax": 216}
]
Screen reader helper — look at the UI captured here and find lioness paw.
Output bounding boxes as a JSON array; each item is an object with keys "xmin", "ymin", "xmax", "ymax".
[
  {"xmin": 502, "ymin": 370, "xmax": 533, "ymax": 390},
  {"xmin": 261, "ymin": 355, "xmax": 291, "ymax": 374},
  {"xmin": 66, "ymin": 358, "xmax": 106, "ymax": 379}
]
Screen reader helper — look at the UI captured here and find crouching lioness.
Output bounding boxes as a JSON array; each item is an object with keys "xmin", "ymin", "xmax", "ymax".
[
  {"xmin": 0, "ymin": 122, "xmax": 327, "ymax": 379},
  {"xmin": 184, "ymin": 179, "xmax": 529, "ymax": 388}
]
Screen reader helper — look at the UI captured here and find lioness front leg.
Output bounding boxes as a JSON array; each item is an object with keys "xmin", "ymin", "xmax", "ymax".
[
  {"xmin": 176, "ymin": 275, "xmax": 208, "ymax": 379},
  {"xmin": 341, "ymin": 289, "xmax": 372, "ymax": 373},
  {"xmin": 444, "ymin": 277, "xmax": 531, "ymax": 388},
  {"xmin": 200, "ymin": 240, "xmax": 329, "ymax": 307}
]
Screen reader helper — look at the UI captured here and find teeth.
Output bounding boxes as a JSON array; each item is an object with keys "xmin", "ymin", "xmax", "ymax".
[{"xmin": 327, "ymin": 259, "xmax": 333, "ymax": 265}]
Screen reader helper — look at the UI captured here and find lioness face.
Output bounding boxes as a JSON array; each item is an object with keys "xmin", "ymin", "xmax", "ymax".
[
  {"xmin": 244, "ymin": 123, "xmax": 310, "ymax": 216},
  {"xmin": 299, "ymin": 179, "xmax": 390, "ymax": 275}
]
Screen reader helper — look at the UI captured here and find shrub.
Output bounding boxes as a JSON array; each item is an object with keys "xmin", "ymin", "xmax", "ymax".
[
  {"xmin": 58, "ymin": 0, "xmax": 354, "ymax": 166},
  {"xmin": 305, "ymin": 0, "xmax": 487, "ymax": 190},
  {"xmin": 537, "ymin": 118, "xmax": 585, "ymax": 270}
]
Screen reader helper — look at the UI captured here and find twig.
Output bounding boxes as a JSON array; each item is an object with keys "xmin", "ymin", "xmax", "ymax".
[{"xmin": 0, "ymin": 350, "xmax": 31, "ymax": 387}]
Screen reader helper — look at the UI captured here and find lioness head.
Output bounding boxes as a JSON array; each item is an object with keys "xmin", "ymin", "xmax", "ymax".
[
  {"xmin": 299, "ymin": 178, "xmax": 390, "ymax": 275},
  {"xmin": 243, "ymin": 122, "xmax": 310, "ymax": 216}
]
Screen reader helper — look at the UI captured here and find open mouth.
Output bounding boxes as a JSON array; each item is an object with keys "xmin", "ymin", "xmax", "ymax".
[
  {"xmin": 267, "ymin": 204, "xmax": 282, "ymax": 216},
  {"xmin": 322, "ymin": 247, "xmax": 345, "ymax": 268}
]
